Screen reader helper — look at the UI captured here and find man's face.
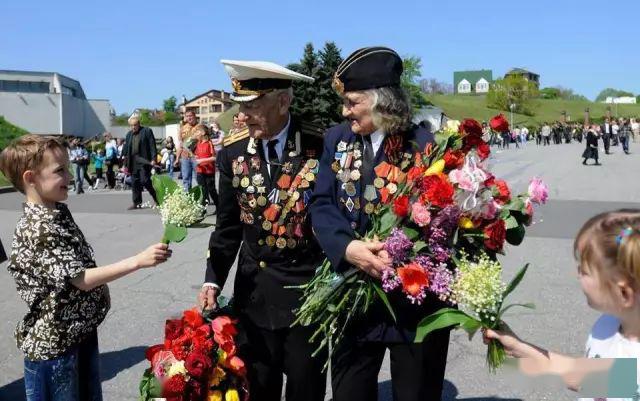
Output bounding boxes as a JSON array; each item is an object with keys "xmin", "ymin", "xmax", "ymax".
[
  {"xmin": 185, "ymin": 112, "xmax": 197, "ymax": 125},
  {"xmin": 342, "ymin": 92, "xmax": 376, "ymax": 135},
  {"xmin": 239, "ymin": 93, "xmax": 289, "ymax": 140},
  {"xmin": 129, "ymin": 122, "xmax": 141, "ymax": 133}
]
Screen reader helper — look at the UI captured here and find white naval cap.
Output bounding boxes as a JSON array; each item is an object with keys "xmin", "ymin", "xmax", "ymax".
[{"xmin": 220, "ymin": 59, "xmax": 314, "ymax": 102}]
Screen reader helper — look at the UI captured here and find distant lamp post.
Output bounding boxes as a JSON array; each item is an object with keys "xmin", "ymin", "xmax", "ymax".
[
  {"xmin": 584, "ymin": 107, "xmax": 590, "ymax": 125},
  {"xmin": 606, "ymin": 105, "xmax": 612, "ymax": 120},
  {"xmin": 561, "ymin": 110, "xmax": 567, "ymax": 124}
]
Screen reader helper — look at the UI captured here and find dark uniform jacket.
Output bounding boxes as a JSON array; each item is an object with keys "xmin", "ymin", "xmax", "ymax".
[
  {"xmin": 310, "ymin": 122, "xmax": 447, "ymax": 342},
  {"xmin": 122, "ymin": 127, "xmax": 157, "ymax": 171},
  {"xmin": 205, "ymin": 118, "xmax": 325, "ymax": 330}
]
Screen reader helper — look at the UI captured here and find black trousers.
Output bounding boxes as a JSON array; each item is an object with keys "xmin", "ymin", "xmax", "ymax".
[
  {"xmin": 131, "ymin": 166, "xmax": 157, "ymax": 206},
  {"xmin": 604, "ymin": 134, "xmax": 611, "ymax": 153},
  {"xmin": 196, "ymin": 173, "xmax": 218, "ymax": 207},
  {"xmin": 332, "ymin": 329, "xmax": 451, "ymax": 401},
  {"xmin": 239, "ymin": 318, "xmax": 326, "ymax": 401},
  {"xmin": 105, "ymin": 159, "xmax": 118, "ymax": 189}
]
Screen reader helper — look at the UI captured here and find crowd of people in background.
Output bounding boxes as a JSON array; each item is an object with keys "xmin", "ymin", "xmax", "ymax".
[{"xmin": 62, "ymin": 111, "xmax": 248, "ymax": 211}]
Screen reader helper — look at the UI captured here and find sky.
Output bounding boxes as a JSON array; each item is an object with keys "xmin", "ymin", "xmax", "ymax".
[{"xmin": 2, "ymin": 0, "xmax": 639, "ymax": 114}]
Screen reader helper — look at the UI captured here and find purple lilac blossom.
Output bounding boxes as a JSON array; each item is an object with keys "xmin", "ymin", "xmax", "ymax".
[{"xmin": 384, "ymin": 228, "xmax": 413, "ymax": 265}]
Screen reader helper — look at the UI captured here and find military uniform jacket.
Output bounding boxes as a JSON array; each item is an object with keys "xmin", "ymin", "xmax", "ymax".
[
  {"xmin": 205, "ymin": 118, "xmax": 325, "ymax": 330},
  {"xmin": 310, "ymin": 122, "xmax": 447, "ymax": 342}
]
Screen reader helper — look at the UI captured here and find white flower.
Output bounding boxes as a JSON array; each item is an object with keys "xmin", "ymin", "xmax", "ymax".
[{"xmin": 159, "ymin": 188, "xmax": 205, "ymax": 227}]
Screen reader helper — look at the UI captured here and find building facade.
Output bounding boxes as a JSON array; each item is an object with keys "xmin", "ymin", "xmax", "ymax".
[
  {"xmin": 453, "ymin": 70, "xmax": 493, "ymax": 95},
  {"xmin": 179, "ymin": 89, "xmax": 234, "ymax": 125},
  {"xmin": 504, "ymin": 68, "xmax": 540, "ymax": 88},
  {"xmin": 0, "ymin": 70, "xmax": 112, "ymax": 137}
]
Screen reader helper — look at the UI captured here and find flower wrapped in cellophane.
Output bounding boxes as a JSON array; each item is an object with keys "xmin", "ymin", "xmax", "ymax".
[
  {"xmin": 152, "ymin": 175, "xmax": 205, "ymax": 243},
  {"xmin": 138, "ymin": 307, "xmax": 249, "ymax": 401},
  {"xmin": 294, "ymin": 114, "xmax": 547, "ymax": 371}
]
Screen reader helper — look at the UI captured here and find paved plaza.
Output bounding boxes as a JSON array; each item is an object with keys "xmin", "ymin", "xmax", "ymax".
[{"xmin": 0, "ymin": 141, "xmax": 638, "ymax": 400}]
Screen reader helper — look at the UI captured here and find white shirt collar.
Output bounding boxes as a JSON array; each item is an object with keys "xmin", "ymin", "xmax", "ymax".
[{"xmin": 369, "ymin": 130, "xmax": 386, "ymax": 155}]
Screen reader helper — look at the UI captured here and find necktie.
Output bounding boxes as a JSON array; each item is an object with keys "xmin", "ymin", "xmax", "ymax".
[
  {"xmin": 361, "ymin": 134, "xmax": 374, "ymax": 185},
  {"xmin": 267, "ymin": 139, "xmax": 279, "ymax": 164}
]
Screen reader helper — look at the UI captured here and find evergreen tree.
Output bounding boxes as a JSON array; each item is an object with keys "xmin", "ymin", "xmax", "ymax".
[
  {"xmin": 316, "ymin": 42, "xmax": 344, "ymax": 127},
  {"xmin": 401, "ymin": 56, "xmax": 430, "ymax": 110},
  {"xmin": 288, "ymin": 43, "xmax": 322, "ymax": 125}
]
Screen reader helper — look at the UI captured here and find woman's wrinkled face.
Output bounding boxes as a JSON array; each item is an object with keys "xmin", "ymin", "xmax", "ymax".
[{"xmin": 342, "ymin": 92, "xmax": 376, "ymax": 135}]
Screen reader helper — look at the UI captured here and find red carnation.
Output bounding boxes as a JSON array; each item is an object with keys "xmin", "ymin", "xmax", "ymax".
[
  {"xmin": 145, "ymin": 344, "xmax": 164, "ymax": 362},
  {"xmin": 397, "ymin": 263, "xmax": 429, "ymax": 297},
  {"xmin": 489, "ymin": 114, "xmax": 509, "ymax": 132},
  {"xmin": 162, "ymin": 374, "xmax": 187, "ymax": 397},
  {"xmin": 183, "ymin": 308, "xmax": 204, "ymax": 329},
  {"xmin": 484, "ymin": 219, "xmax": 506, "ymax": 251},
  {"xmin": 165, "ymin": 319, "xmax": 184, "ymax": 341},
  {"xmin": 185, "ymin": 351, "xmax": 212, "ymax": 379},
  {"xmin": 459, "ymin": 118, "xmax": 483, "ymax": 137},
  {"xmin": 477, "ymin": 142, "xmax": 490, "ymax": 160},
  {"xmin": 406, "ymin": 166, "xmax": 425, "ymax": 182},
  {"xmin": 421, "ymin": 174, "xmax": 454, "ymax": 208},
  {"xmin": 227, "ymin": 355, "xmax": 247, "ymax": 376},
  {"xmin": 393, "ymin": 196, "xmax": 410, "ymax": 217},
  {"xmin": 443, "ymin": 149, "xmax": 465, "ymax": 169},
  {"xmin": 493, "ymin": 180, "xmax": 511, "ymax": 204}
]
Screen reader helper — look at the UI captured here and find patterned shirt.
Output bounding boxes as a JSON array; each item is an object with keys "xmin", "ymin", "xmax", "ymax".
[{"xmin": 7, "ymin": 202, "xmax": 110, "ymax": 360}]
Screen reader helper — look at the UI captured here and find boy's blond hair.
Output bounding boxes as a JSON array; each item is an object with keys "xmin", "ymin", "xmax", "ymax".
[{"xmin": 0, "ymin": 134, "xmax": 66, "ymax": 193}]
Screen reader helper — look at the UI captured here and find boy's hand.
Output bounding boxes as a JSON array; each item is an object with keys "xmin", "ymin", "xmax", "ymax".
[
  {"xmin": 134, "ymin": 243, "xmax": 172, "ymax": 269},
  {"xmin": 197, "ymin": 286, "xmax": 218, "ymax": 310}
]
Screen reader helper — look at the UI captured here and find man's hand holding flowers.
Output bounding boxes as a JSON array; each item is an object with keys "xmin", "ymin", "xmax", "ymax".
[{"xmin": 345, "ymin": 239, "xmax": 392, "ymax": 279}]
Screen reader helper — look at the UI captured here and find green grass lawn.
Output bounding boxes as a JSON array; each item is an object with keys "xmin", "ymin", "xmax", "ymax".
[
  {"xmin": 427, "ymin": 94, "xmax": 640, "ymax": 127},
  {"xmin": 0, "ymin": 172, "xmax": 9, "ymax": 187}
]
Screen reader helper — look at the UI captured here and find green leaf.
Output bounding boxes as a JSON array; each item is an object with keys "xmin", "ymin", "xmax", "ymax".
[
  {"xmin": 499, "ymin": 208, "xmax": 511, "ymax": 219},
  {"xmin": 372, "ymin": 282, "xmax": 397, "ymax": 323},
  {"xmin": 379, "ymin": 210, "xmax": 398, "ymax": 235},
  {"xmin": 505, "ymin": 224, "xmax": 526, "ymax": 246},
  {"xmin": 498, "ymin": 302, "xmax": 535, "ymax": 319},
  {"xmin": 152, "ymin": 174, "xmax": 178, "ymax": 206},
  {"xmin": 189, "ymin": 185, "xmax": 204, "ymax": 204},
  {"xmin": 163, "ymin": 224, "xmax": 187, "ymax": 243},
  {"xmin": 415, "ymin": 308, "xmax": 479, "ymax": 342},
  {"xmin": 502, "ymin": 263, "xmax": 530, "ymax": 301},
  {"xmin": 413, "ymin": 240, "xmax": 427, "ymax": 253},
  {"xmin": 403, "ymin": 226, "xmax": 420, "ymax": 241},
  {"xmin": 504, "ymin": 216, "xmax": 519, "ymax": 230},
  {"xmin": 507, "ymin": 198, "xmax": 525, "ymax": 212},
  {"xmin": 139, "ymin": 368, "xmax": 162, "ymax": 400}
]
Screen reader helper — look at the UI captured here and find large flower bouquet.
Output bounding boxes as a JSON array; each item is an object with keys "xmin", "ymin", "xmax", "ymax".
[
  {"xmin": 294, "ymin": 115, "xmax": 548, "ymax": 370},
  {"xmin": 139, "ymin": 308, "xmax": 249, "ymax": 401}
]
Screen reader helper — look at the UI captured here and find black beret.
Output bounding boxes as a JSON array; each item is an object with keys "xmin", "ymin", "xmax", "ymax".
[{"xmin": 333, "ymin": 46, "xmax": 403, "ymax": 94}]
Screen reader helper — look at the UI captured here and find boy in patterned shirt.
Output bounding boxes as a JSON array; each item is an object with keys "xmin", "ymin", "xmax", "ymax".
[{"xmin": 0, "ymin": 135, "xmax": 172, "ymax": 401}]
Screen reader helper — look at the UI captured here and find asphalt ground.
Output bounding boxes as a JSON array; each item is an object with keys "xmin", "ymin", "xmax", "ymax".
[{"xmin": 0, "ymin": 140, "xmax": 638, "ymax": 400}]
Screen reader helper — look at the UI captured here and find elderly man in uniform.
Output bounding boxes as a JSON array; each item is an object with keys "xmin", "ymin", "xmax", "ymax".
[
  {"xmin": 310, "ymin": 47, "xmax": 451, "ymax": 401},
  {"xmin": 198, "ymin": 60, "xmax": 326, "ymax": 401}
]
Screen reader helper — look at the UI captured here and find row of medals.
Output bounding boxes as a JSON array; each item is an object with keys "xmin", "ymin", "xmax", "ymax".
[
  {"xmin": 231, "ymin": 154, "xmax": 319, "ymax": 250},
  {"xmin": 332, "ymin": 139, "xmax": 387, "ymax": 215}
]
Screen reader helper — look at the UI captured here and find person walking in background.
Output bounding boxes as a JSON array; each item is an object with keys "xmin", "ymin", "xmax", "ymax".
[
  {"xmin": 541, "ymin": 122, "xmax": 552, "ymax": 146},
  {"xmin": 210, "ymin": 121, "xmax": 225, "ymax": 154},
  {"xmin": 582, "ymin": 125, "xmax": 600, "ymax": 166},
  {"xmin": 601, "ymin": 118, "xmax": 612, "ymax": 154},
  {"xmin": 619, "ymin": 117, "xmax": 632, "ymax": 154},
  {"xmin": 104, "ymin": 133, "xmax": 118, "ymax": 189},
  {"xmin": 161, "ymin": 136, "xmax": 176, "ymax": 177},
  {"xmin": 193, "ymin": 124, "xmax": 218, "ymax": 212},
  {"xmin": 631, "ymin": 117, "xmax": 639, "ymax": 143},
  {"xmin": 176, "ymin": 110, "xmax": 198, "ymax": 191},
  {"xmin": 92, "ymin": 149, "xmax": 106, "ymax": 189},
  {"xmin": 612, "ymin": 118, "xmax": 620, "ymax": 146},
  {"xmin": 116, "ymin": 138, "xmax": 125, "ymax": 165},
  {"xmin": 122, "ymin": 116, "xmax": 158, "ymax": 209},
  {"xmin": 69, "ymin": 138, "xmax": 93, "ymax": 194},
  {"xmin": 520, "ymin": 125, "xmax": 529, "ymax": 146}
]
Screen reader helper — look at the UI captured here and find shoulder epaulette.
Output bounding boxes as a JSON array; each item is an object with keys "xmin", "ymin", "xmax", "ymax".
[
  {"xmin": 299, "ymin": 120, "xmax": 325, "ymax": 138},
  {"xmin": 223, "ymin": 128, "xmax": 249, "ymax": 146}
]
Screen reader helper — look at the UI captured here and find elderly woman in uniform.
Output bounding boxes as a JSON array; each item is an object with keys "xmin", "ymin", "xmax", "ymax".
[{"xmin": 310, "ymin": 47, "xmax": 451, "ymax": 401}]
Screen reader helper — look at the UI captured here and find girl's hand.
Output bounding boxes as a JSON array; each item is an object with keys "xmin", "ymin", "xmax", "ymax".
[
  {"xmin": 134, "ymin": 243, "xmax": 172, "ymax": 269},
  {"xmin": 482, "ymin": 324, "xmax": 532, "ymax": 358}
]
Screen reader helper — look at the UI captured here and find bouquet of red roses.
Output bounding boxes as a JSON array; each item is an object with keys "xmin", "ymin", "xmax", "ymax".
[
  {"xmin": 294, "ymin": 114, "xmax": 548, "ymax": 371},
  {"xmin": 139, "ymin": 308, "xmax": 249, "ymax": 401}
]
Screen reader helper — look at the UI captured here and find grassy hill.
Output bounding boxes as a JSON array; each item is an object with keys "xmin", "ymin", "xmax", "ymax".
[
  {"xmin": 427, "ymin": 94, "xmax": 640, "ymax": 127},
  {"xmin": 0, "ymin": 116, "xmax": 29, "ymax": 187}
]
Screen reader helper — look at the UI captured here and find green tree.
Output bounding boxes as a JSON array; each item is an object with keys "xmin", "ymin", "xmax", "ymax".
[
  {"xmin": 288, "ymin": 43, "xmax": 323, "ymax": 126},
  {"xmin": 163, "ymin": 96, "xmax": 177, "ymax": 112},
  {"xmin": 316, "ymin": 41, "xmax": 344, "ymax": 126},
  {"xmin": 486, "ymin": 75, "xmax": 539, "ymax": 116},
  {"xmin": 595, "ymin": 88, "xmax": 635, "ymax": 102},
  {"xmin": 539, "ymin": 87, "xmax": 561, "ymax": 99},
  {"xmin": 163, "ymin": 111, "xmax": 180, "ymax": 124},
  {"xmin": 401, "ymin": 56, "xmax": 430, "ymax": 110}
]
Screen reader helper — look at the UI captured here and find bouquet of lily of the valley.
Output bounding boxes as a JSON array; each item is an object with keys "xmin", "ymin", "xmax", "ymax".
[
  {"xmin": 152, "ymin": 175, "xmax": 205, "ymax": 244},
  {"xmin": 138, "ymin": 308, "xmax": 249, "ymax": 401},
  {"xmin": 294, "ymin": 114, "xmax": 548, "ymax": 371}
]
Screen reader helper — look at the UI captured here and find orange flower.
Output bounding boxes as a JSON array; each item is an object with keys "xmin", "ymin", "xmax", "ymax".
[{"xmin": 397, "ymin": 263, "xmax": 429, "ymax": 297}]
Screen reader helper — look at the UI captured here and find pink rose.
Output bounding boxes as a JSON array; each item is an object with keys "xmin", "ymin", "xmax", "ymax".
[
  {"xmin": 528, "ymin": 177, "xmax": 548, "ymax": 204},
  {"xmin": 410, "ymin": 202, "xmax": 432, "ymax": 227},
  {"xmin": 151, "ymin": 350, "xmax": 177, "ymax": 381}
]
